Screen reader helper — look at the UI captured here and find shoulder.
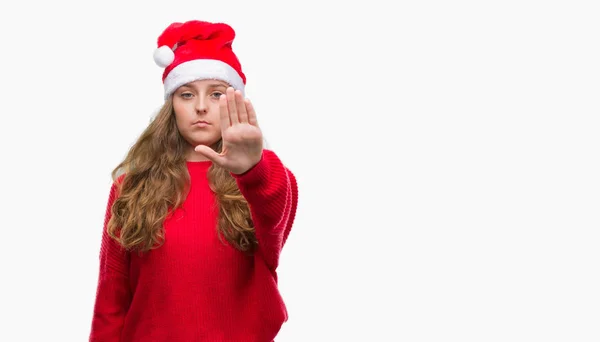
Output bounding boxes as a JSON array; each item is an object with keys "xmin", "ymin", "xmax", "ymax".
[{"xmin": 107, "ymin": 173, "xmax": 127, "ymax": 198}]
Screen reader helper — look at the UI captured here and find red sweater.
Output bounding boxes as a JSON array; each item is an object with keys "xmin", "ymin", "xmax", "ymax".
[{"xmin": 89, "ymin": 149, "xmax": 298, "ymax": 342}]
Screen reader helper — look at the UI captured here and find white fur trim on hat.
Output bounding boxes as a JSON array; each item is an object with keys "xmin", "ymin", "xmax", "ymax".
[{"xmin": 163, "ymin": 59, "xmax": 245, "ymax": 100}]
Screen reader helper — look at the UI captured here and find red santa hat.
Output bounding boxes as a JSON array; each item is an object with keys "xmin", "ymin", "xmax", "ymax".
[{"xmin": 153, "ymin": 20, "xmax": 246, "ymax": 100}]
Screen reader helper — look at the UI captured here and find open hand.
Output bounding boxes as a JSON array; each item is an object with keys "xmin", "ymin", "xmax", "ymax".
[{"xmin": 194, "ymin": 87, "xmax": 263, "ymax": 174}]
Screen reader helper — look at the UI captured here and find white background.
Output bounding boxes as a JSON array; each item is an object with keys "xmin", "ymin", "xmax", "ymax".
[{"xmin": 1, "ymin": 0, "xmax": 599, "ymax": 341}]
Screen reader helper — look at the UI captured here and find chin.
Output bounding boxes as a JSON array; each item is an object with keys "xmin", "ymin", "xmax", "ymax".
[{"xmin": 190, "ymin": 137, "xmax": 220, "ymax": 149}]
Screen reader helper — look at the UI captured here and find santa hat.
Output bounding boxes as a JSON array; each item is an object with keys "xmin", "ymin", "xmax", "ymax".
[{"xmin": 153, "ymin": 20, "xmax": 246, "ymax": 100}]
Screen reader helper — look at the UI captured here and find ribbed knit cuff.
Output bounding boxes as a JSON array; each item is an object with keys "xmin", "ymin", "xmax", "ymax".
[{"xmin": 230, "ymin": 151, "xmax": 270, "ymax": 187}]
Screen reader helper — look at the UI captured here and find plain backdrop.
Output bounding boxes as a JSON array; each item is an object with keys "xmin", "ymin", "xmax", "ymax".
[{"xmin": 0, "ymin": 0, "xmax": 599, "ymax": 341}]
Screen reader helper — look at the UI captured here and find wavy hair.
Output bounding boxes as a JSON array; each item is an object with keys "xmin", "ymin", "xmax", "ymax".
[{"xmin": 106, "ymin": 98, "xmax": 257, "ymax": 254}]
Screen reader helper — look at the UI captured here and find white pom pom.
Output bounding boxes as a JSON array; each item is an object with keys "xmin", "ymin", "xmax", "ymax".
[{"xmin": 153, "ymin": 45, "xmax": 174, "ymax": 68}]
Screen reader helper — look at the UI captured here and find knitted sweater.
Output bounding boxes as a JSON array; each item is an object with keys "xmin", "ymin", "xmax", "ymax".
[{"xmin": 89, "ymin": 149, "xmax": 298, "ymax": 342}]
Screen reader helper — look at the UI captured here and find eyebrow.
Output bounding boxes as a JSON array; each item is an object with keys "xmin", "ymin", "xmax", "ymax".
[
  {"xmin": 208, "ymin": 83, "xmax": 229, "ymax": 89},
  {"xmin": 181, "ymin": 82, "xmax": 229, "ymax": 90}
]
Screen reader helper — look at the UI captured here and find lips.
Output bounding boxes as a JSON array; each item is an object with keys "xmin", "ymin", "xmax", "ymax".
[{"xmin": 192, "ymin": 120, "xmax": 210, "ymax": 128}]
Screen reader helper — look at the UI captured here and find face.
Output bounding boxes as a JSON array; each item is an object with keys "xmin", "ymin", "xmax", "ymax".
[{"xmin": 172, "ymin": 79, "xmax": 229, "ymax": 161}]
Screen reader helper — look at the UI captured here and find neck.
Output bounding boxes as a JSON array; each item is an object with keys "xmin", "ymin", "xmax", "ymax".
[{"xmin": 185, "ymin": 143, "xmax": 217, "ymax": 162}]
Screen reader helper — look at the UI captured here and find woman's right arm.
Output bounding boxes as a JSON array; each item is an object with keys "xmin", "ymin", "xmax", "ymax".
[{"xmin": 89, "ymin": 180, "xmax": 132, "ymax": 342}]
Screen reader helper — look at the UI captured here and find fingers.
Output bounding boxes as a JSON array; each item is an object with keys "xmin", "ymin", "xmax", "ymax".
[
  {"xmin": 194, "ymin": 145, "xmax": 223, "ymax": 165},
  {"xmin": 226, "ymin": 87, "xmax": 237, "ymax": 124},
  {"xmin": 221, "ymin": 87, "xmax": 255, "ymax": 127},
  {"xmin": 245, "ymin": 98, "xmax": 258, "ymax": 127},
  {"xmin": 235, "ymin": 90, "xmax": 248, "ymax": 124},
  {"xmin": 219, "ymin": 92, "xmax": 230, "ymax": 131}
]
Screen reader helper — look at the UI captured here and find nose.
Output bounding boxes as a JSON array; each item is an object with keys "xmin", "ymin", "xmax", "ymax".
[{"xmin": 195, "ymin": 96, "xmax": 208, "ymax": 113}]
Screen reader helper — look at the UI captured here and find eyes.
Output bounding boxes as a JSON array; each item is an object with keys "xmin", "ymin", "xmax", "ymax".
[{"xmin": 179, "ymin": 91, "xmax": 223, "ymax": 99}]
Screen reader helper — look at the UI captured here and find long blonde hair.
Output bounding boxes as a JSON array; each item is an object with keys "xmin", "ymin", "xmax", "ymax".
[{"xmin": 106, "ymin": 98, "xmax": 256, "ymax": 254}]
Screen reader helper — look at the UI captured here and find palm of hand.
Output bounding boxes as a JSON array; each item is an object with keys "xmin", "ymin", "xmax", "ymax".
[{"xmin": 220, "ymin": 121, "xmax": 263, "ymax": 173}]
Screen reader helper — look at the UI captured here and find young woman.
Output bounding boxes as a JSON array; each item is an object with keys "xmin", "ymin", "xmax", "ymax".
[{"xmin": 89, "ymin": 20, "xmax": 299, "ymax": 342}]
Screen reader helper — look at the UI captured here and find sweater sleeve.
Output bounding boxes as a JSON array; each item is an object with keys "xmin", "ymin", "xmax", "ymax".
[
  {"xmin": 89, "ymin": 179, "xmax": 132, "ymax": 342},
  {"xmin": 232, "ymin": 149, "xmax": 299, "ymax": 272}
]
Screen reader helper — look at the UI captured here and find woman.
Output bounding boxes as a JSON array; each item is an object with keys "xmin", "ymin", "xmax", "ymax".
[{"xmin": 89, "ymin": 20, "xmax": 299, "ymax": 342}]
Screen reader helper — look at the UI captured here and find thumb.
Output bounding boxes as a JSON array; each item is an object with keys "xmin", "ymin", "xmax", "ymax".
[{"xmin": 194, "ymin": 145, "xmax": 223, "ymax": 165}]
